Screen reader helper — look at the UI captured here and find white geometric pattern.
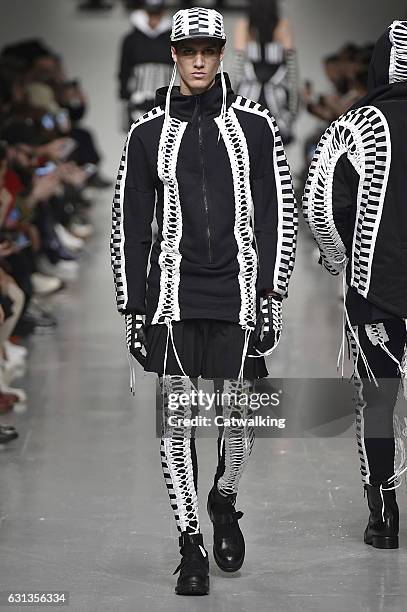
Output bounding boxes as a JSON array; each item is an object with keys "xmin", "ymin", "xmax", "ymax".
[
  {"xmin": 215, "ymin": 107, "xmax": 257, "ymax": 330},
  {"xmin": 152, "ymin": 117, "xmax": 188, "ymax": 325},
  {"xmin": 110, "ymin": 106, "xmax": 164, "ymax": 312},
  {"xmin": 303, "ymin": 106, "xmax": 391, "ymax": 298},
  {"xmin": 160, "ymin": 375, "xmax": 200, "ymax": 534},
  {"xmin": 171, "ymin": 7, "xmax": 226, "ymax": 43},
  {"xmin": 217, "ymin": 379, "xmax": 255, "ymax": 496},
  {"xmin": 230, "ymin": 97, "xmax": 298, "ymax": 298},
  {"xmin": 389, "ymin": 21, "xmax": 407, "ymax": 84}
]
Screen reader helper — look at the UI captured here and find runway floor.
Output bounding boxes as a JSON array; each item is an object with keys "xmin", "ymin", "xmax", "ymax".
[{"xmin": 0, "ymin": 1, "xmax": 407, "ymax": 611}]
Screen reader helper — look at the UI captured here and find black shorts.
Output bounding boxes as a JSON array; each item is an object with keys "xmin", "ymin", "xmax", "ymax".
[{"xmin": 144, "ymin": 319, "xmax": 268, "ymax": 380}]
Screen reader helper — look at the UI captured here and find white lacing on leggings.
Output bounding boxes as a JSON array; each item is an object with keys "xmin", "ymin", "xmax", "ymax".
[
  {"xmin": 160, "ymin": 374, "xmax": 200, "ymax": 534},
  {"xmin": 217, "ymin": 378, "xmax": 255, "ymax": 497}
]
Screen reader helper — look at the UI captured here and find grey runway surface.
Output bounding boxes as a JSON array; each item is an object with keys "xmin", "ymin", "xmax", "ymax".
[{"xmin": 1, "ymin": 1, "xmax": 407, "ymax": 611}]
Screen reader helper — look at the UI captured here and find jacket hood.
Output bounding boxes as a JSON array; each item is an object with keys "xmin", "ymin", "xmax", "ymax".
[
  {"xmin": 351, "ymin": 20, "xmax": 407, "ymax": 109},
  {"xmin": 154, "ymin": 71, "xmax": 234, "ymax": 122},
  {"xmin": 369, "ymin": 20, "xmax": 407, "ymax": 90},
  {"xmin": 130, "ymin": 9, "xmax": 172, "ymax": 38}
]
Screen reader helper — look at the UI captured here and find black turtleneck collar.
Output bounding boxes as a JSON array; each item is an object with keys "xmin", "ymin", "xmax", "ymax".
[{"xmin": 154, "ymin": 72, "xmax": 235, "ymax": 122}]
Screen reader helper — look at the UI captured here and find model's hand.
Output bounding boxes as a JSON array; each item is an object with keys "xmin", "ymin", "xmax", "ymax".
[
  {"xmin": 125, "ymin": 313, "xmax": 148, "ymax": 367},
  {"xmin": 249, "ymin": 294, "xmax": 282, "ymax": 357}
]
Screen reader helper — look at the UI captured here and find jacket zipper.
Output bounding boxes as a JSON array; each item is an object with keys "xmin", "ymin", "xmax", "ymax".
[{"xmin": 197, "ymin": 96, "xmax": 212, "ymax": 264}]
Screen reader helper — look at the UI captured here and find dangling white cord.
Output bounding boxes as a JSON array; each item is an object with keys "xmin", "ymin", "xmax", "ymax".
[
  {"xmin": 219, "ymin": 426, "xmax": 225, "ymax": 458},
  {"xmin": 250, "ymin": 203, "xmax": 259, "ymax": 262},
  {"xmin": 377, "ymin": 339, "xmax": 405, "ymax": 370},
  {"xmin": 345, "ymin": 302, "xmax": 378, "ymax": 386},
  {"xmin": 387, "ymin": 467, "xmax": 407, "ymax": 488},
  {"xmin": 243, "ymin": 380, "xmax": 250, "ymax": 453},
  {"xmin": 402, "ymin": 319, "xmax": 407, "ymax": 400},
  {"xmin": 164, "ymin": 63, "xmax": 178, "ymax": 129},
  {"xmin": 162, "ymin": 321, "xmax": 171, "ymax": 404},
  {"xmin": 238, "ymin": 328, "xmax": 252, "ymax": 386},
  {"xmin": 238, "ymin": 328, "xmax": 252, "ymax": 453},
  {"xmin": 217, "ymin": 59, "xmax": 227, "ymax": 145},
  {"xmin": 335, "ymin": 262, "xmax": 376, "ymax": 384},
  {"xmin": 167, "ymin": 319, "xmax": 188, "ymax": 377},
  {"xmin": 126, "ymin": 347, "xmax": 137, "ymax": 396},
  {"xmin": 336, "ymin": 269, "xmax": 347, "ymax": 378},
  {"xmin": 162, "ymin": 318, "xmax": 199, "ymax": 393},
  {"xmin": 379, "ymin": 483, "xmax": 385, "ymax": 522}
]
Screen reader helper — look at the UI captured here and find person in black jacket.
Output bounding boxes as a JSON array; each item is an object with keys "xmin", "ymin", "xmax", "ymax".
[
  {"xmin": 303, "ymin": 21, "xmax": 407, "ymax": 551},
  {"xmin": 118, "ymin": 0, "xmax": 173, "ymax": 131},
  {"xmin": 111, "ymin": 6, "xmax": 297, "ymax": 595}
]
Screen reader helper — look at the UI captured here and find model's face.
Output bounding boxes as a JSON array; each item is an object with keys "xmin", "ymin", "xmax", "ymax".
[{"xmin": 171, "ymin": 38, "xmax": 225, "ymax": 95}]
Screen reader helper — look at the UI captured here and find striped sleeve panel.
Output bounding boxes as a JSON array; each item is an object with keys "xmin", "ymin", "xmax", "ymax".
[{"xmin": 110, "ymin": 106, "xmax": 164, "ymax": 313}]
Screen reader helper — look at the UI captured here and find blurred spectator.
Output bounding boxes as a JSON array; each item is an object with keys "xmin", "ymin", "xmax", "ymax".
[
  {"xmin": 0, "ymin": 35, "xmax": 112, "ymax": 429},
  {"xmin": 302, "ymin": 42, "xmax": 373, "ymax": 123},
  {"xmin": 298, "ymin": 41, "xmax": 373, "ymax": 199},
  {"xmin": 58, "ymin": 79, "xmax": 112, "ymax": 188}
]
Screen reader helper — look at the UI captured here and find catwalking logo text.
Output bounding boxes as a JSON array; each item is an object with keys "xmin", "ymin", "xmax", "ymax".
[{"xmin": 167, "ymin": 414, "xmax": 286, "ymax": 429}]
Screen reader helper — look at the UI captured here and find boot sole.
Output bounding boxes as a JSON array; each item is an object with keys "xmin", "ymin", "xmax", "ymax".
[
  {"xmin": 364, "ymin": 535, "xmax": 399, "ymax": 549},
  {"xmin": 175, "ymin": 584, "xmax": 209, "ymax": 596}
]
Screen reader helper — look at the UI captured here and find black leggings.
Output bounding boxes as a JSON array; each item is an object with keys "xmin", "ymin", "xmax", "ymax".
[{"xmin": 350, "ymin": 319, "xmax": 407, "ymax": 485}]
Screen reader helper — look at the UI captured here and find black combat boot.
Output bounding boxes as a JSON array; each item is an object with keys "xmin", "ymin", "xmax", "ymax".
[
  {"xmin": 173, "ymin": 532, "xmax": 209, "ymax": 595},
  {"xmin": 364, "ymin": 483, "xmax": 399, "ymax": 549},
  {"xmin": 207, "ymin": 483, "xmax": 245, "ymax": 572}
]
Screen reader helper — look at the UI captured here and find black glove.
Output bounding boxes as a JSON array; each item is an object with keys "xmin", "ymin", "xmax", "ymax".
[
  {"xmin": 124, "ymin": 312, "xmax": 148, "ymax": 368},
  {"xmin": 249, "ymin": 294, "xmax": 282, "ymax": 357}
]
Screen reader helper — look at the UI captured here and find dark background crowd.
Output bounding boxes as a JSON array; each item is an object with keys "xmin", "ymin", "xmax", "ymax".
[
  {"xmin": 0, "ymin": 37, "xmax": 111, "ymax": 440},
  {"xmin": 298, "ymin": 40, "xmax": 374, "ymax": 194}
]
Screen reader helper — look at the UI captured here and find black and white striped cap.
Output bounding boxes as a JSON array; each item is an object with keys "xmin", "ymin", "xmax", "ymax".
[{"xmin": 171, "ymin": 7, "xmax": 226, "ymax": 43}]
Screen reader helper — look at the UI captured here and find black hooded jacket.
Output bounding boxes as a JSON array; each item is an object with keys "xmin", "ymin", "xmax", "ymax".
[
  {"xmin": 111, "ymin": 72, "xmax": 298, "ymax": 329},
  {"xmin": 303, "ymin": 21, "xmax": 407, "ymax": 323},
  {"xmin": 118, "ymin": 10, "xmax": 173, "ymax": 102}
]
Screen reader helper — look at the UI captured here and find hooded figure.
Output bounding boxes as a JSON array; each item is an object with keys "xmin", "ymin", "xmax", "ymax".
[
  {"xmin": 302, "ymin": 21, "xmax": 407, "ymax": 551},
  {"xmin": 111, "ymin": 6, "xmax": 297, "ymax": 596},
  {"xmin": 118, "ymin": 0, "xmax": 173, "ymax": 129}
]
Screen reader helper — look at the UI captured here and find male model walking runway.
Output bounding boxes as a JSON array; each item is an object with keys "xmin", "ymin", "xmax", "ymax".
[
  {"xmin": 303, "ymin": 21, "xmax": 407, "ymax": 550},
  {"xmin": 111, "ymin": 6, "xmax": 297, "ymax": 594}
]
